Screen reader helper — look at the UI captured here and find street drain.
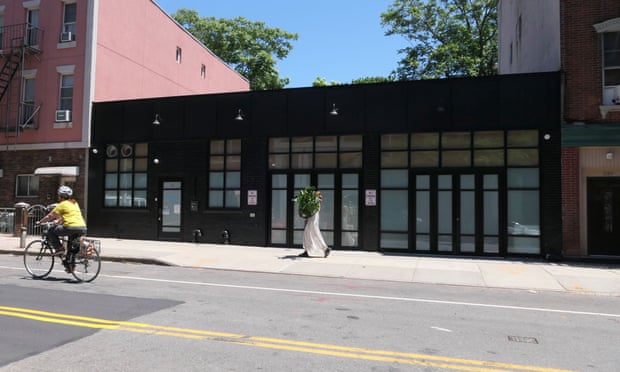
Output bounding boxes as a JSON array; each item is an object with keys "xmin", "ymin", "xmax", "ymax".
[{"xmin": 508, "ymin": 336, "xmax": 538, "ymax": 344}]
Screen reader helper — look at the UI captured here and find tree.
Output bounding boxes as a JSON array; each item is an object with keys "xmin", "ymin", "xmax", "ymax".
[
  {"xmin": 312, "ymin": 76, "xmax": 395, "ymax": 87},
  {"xmin": 172, "ymin": 9, "xmax": 298, "ymax": 90},
  {"xmin": 381, "ymin": 0, "xmax": 498, "ymax": 80}
]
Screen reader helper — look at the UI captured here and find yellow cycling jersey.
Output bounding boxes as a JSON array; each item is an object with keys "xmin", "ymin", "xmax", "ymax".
[{"xmin": 53, "ymin": 200, "xmax": 86, "ymax": 227}]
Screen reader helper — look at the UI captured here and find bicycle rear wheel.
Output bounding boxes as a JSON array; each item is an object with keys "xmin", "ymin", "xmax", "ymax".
[
  {"xmin": 24, "ymin": 240, "xmax": 55, "ymax": 279},
  {"xmin": 71, "ymin": 246, "xmax": 101, "ymax": 282}
]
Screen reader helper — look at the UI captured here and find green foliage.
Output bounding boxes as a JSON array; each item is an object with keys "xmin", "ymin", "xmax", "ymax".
[
  {"xmin": 292, "ymin": 186, "xmax": 323, "ymax": 219},
  {"xmin": 350, "ymin": 76, "xmax": 396, "ymax": 84},
  {"xmin": 312, "ymin": 76, "xmax": 395, "ymax": 87},
  {"xmin": 381, "ymin": 0, "xmax": 498, "ymax": 80},
  {"xmin": 172, "ymin": 9, "xmax": 298, "ymax": 90}
]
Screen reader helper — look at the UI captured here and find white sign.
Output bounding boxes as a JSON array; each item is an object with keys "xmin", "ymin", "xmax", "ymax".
[
  {"xmin": 365, "ymin": 189, "xmax": 376, "ymax": 206},
  {"xmin": 248, "ymin": 190, "xmax": 258, "ymax": 205}
]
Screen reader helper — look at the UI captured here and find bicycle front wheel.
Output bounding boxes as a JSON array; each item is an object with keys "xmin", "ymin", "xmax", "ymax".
[
  {"xmin": 24, "ymin": 240, "xmax": 55, "ymax": 279},
  {"xmin": 71, "ymin": 247, "xmax": 101, "ymax": 282}
]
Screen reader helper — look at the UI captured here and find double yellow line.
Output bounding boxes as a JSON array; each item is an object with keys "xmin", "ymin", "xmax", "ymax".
[{"xmin": 0, "ymin": 306, "xmax": 573, "ymax": 372}]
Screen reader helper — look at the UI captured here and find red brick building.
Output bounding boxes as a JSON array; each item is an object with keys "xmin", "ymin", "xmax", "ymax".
[{"xmin": 499, "ymin": 0, "xmax": 620, "ymax": 259}]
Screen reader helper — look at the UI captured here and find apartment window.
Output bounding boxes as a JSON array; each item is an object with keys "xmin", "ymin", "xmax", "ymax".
[
  {"xmin": 176, "ymin": 47, "xmax": 182, "ymax": 63},
  {"xmin": 201, "ymin": 64, "xmax": 206, "ymax": 79},
  {"xmin": 16, "ymin": 175, "xmax": 39, "ymax": 197},
  {"xmin": 59, "ymin": 74, "xmax": 73, "ymax": 110},
  {"xmin": 26, "ymin": 8, "xmax": 39, "ymax": 45},
  {"xmin": 209, "ymin": 139, "xmax": 241, "ymax": 208},
  {"xmin": 21, "ymin": 76, "xmax": 36, "ymax": 126},
  {"xmin": 0, "ymin": 14, "xmax": 4, "ymax": 49},
  {"xmin": 595, "ymin": 19, "xmax": 620, "ymax": 106},
  {"xmin": 62, "ymin": 2, "xmax": 76, "ymax": 40},
  {"xmin": 104, "ymin": 143, "xmax": 148, "ymax": 208},
  {"xmin": 603, "ymin": 32, "xmax": 620, "ymax": 104},
  {"xmin": 603, "ymin": 32, "xmax": 620, "ymax": 86}
]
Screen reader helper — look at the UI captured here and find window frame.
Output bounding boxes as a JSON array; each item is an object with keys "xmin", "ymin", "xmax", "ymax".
[
  {"xmin": 16, "ymin": 174, "xmax": 39, "ymax": 198},
  {"xmin": 62, "ymin": 2, "xmax": 77, "ymax": 38},
  {"xmin": 58, "ymin": 73, "xmax": 73, "ymax": 111},
  {"xmin": 103, "ymin": 143, "xmax": 148, "ymax": 209},
  {"xmin": 208, "ymin": 139, "xmax": 241, "ymax": 209}
]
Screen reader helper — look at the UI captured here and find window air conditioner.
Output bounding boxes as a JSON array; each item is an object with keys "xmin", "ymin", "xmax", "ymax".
[
  {"xmin": 613, "ymin": 86, "xmax": 620, "ymax": 105},
  {"xmin": 55, "ymin": 110, "xmax": 72, "ymax": 122},
  {"xmin": 60, "ymin": 32, "xmax": 72, "ymax": 42}
]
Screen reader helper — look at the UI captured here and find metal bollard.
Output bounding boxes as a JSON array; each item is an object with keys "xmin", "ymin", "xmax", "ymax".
[
  {"xmin": 19, "ymin": 226, "xmax": 27, "ymax": 248},
  {"xmin": 221, "ymin": 229, "xmax": 230, "ymax": 244},
  {"xmin": 192, "ymin": 228, "xmax": 203, "ymax": 243}
]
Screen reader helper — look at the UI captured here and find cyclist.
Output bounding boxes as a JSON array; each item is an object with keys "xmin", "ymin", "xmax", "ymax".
[{"xmin": 37, "ymin": 186, "xmax": 87, "ymax": 270}]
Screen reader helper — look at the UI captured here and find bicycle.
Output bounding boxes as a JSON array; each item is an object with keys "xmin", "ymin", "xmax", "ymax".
[{"xmin": 23, "ymin": 222, "xmax": 102, "ymax": 282}]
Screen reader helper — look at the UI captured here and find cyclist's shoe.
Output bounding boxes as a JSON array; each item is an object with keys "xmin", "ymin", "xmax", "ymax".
[
  {"xmin": 62, "ymin": 259, "xmax": 74, "ymax": 273},
  {"xmin": 52, "ymin": 248, "xmax": 65, "ymax": 256}
]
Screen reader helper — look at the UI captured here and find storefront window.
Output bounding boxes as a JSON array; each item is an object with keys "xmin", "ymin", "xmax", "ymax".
[
  {"xmin": 104, "ymin": 143, "xmax": 147, "ymax": 208},
  {"xmin": 507, "ymin": 168, "xmax": 540, "ymax": 254},
  {"xmin": 208, "ymin": 139, "xmax": 241, "ymax": 208},
  {"xmin": 268, "ymin": 135, "xmax": 363, "ymax": 170}
]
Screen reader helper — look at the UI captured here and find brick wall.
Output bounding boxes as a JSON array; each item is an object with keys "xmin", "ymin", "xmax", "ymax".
[
  {"xmin": 561, "ymin": 147, "xmax": 580, "ymax": 256},
  {"xmin": 561, "ymin": 0, "xmax": 620, "ymax": 122},
  {"xmin": 0, "ymin": 148, "xmax": 86, "ymax": 208}
]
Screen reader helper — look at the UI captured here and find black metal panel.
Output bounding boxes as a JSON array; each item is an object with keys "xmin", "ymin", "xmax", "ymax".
[
  {"xmin": 91, "ymin": 102, "xmax": 124, "ymax": 143},
  {"xmin": 151, "ymin": 97, "xmax": 187, "ymax": 142},
  {"xmin": 499, "ymin": 72, "xmax": 561, "ymax": 129},
  {"xmin": 451, "ymin": 76, "xmax": 500, "ymax": 131},
  {"xmin": 408, "ymin": 79, "xmax": 452, "ymax": 132},
  {"xmin": 287, "ymin": 88, "xmax": 325, "ymax": 136},
  {"xmin": 184, "ymin": 95, "xmax": 217, "ymax": 139},
  {"xmin": 365, "ymin": 83, "xmax": 407, "ymax": 133},
  {"xmin": 216, "ymin": 92, "xmax": 252, "ymax": 138},
  {"xmin": 251, "ymin": 90, "xmax": 287, "ymax": 137},
  {"xmin": 539, "ymin": 128, "xmax": 563, "ymax": 260},
  {"xmin": 123, "ymin": 100, "xmax": 156, "ymax": 142},
  {"xmin": 323, "ymin": 85, "xmax": 366, "ymax": 135}
]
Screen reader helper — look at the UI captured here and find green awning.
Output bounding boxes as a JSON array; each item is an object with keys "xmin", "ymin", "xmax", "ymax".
[{"xmin": 562, "ymin": 123, "xmax": 620, "ymax": 147}]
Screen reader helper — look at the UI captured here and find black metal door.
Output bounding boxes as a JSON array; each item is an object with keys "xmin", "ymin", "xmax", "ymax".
[{"xmin": 588, "ymin": 178, "xmax": 620, "ymax": 255}]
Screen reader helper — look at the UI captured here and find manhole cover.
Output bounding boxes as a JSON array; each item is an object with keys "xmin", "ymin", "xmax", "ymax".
[{"xmin": 507, "ymin": 336, "xmax": 538, "ymax": 344}]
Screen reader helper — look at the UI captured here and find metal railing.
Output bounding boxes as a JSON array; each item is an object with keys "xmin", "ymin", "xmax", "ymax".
[
  {"xmin": 0, "ymin": 204, "xmax": 50, "ymax": 235},
  {"xmin": 0, "ymin": 208, "xmax": 14, "ymax": 233},
  {"xmin": 0, "ymin": 23, "xmax": 44, "ymax": 52}
]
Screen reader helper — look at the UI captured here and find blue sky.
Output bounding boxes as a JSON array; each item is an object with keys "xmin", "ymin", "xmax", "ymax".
[{"xmin": 154, "ymin": 0, "xmax": 408, "ymax": 88}]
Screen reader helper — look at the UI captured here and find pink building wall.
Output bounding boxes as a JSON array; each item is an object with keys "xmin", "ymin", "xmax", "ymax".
[
  {"xmin": 0, "ymin": 0, "xmax": 248, "ymax": 211},
  {"xmin": 94, "ymin": 0, "xmax": 248, "ymax": 101},
  {"xmin": 0, "ymin": 0, "xmax": 248, "ymax": 149}
]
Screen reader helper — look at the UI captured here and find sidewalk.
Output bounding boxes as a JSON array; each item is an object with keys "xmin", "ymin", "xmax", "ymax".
[{"xmin": 2, "ymin": 233, "xmax": 620, "ymax": 296}]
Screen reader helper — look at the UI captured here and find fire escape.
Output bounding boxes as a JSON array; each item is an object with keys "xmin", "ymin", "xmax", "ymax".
[{"xmin": 0, "ymin": 23, "xmax": 43, "ymax": 142}]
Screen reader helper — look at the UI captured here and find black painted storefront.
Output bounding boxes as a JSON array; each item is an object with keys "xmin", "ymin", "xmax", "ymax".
[{"xmin": 88, "ymin": 72, "xmax": 562, "ymax": 258}]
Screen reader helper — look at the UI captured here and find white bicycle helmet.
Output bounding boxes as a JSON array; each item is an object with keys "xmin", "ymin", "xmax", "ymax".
[{"xmin": 58, "ymin": 185, "xmax": 73, "ymax": 198}]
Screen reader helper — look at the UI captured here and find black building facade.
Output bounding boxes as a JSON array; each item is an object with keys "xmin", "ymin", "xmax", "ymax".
[{"xmin": 89, "ymin": 72, "xmax": 562, "ymax": 258}]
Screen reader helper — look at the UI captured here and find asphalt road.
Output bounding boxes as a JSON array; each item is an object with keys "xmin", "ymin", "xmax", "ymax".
[{"xmin": 0, "ymin": 254, "xmax": 619, "ymax": 371}]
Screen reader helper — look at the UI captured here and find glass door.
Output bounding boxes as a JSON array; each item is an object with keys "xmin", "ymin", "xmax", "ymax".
[
  {"xmin": 159, "ymin": 180, "xmax": 182, "ymax": 239},
  {"xmin": 412, "ymin": 172, "xmax": 502, "ymax": 255},
  {"xmin": 269, "ymin": 172, "xmax": 360, "ymax": 249}
]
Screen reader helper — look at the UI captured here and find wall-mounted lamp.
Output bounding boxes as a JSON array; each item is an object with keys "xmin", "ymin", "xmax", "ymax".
[
  {"xmin": 153, "ymin": 158, "xmax": 160, "ymax": 164},
  {"xmin": 234, "ymin": 109, "xmax": 244, "ymax": 121},
  {"xmin": 606, "ymin": 151, "xmax": 614, "ymax": 160},
  {"xmin": 152, "ymin": 114, "xmax": 162, "ymax": 125},
  {"xmin": 329, "ymin": 103, "xmax": 339, "ymax": 116},
  {"xmin": 91, "ymin": 148, "xmax": 98, "ymax": 154}
]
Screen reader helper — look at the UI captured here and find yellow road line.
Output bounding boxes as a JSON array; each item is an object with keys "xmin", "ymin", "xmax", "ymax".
[{"xmin": 0, "ymin": 306, "xmax": 574, "ymax": 372}]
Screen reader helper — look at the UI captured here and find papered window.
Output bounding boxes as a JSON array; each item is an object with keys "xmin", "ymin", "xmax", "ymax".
[
  {"xmin": 209, "ymin": 139, "xmax": 241, "ymax": 208},
  {"xmin": 104, "ymin": 143, "xmax": 148, "ymax": 208},
  {"xmin": 268, "ymin": 135, "xmax": 363, "ymax": 170}
]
